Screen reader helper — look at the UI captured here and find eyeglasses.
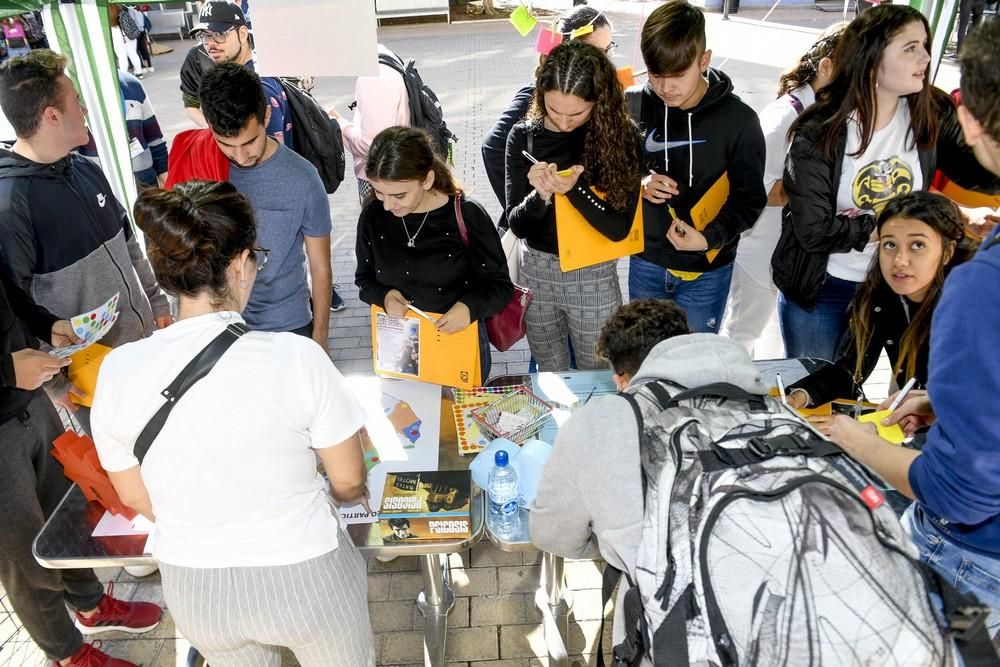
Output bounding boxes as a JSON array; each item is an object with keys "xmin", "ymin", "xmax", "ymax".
[
  {"xmin": 252, "ymin": 247, "xmax": 270, "ymax": 272},
  {"xmin": 197, "ymin": 27, "xmax": 235, "ymax": 45},
  {"xmin": 604, "ymin": 41, "xmax": 618, "ymax": 55}
]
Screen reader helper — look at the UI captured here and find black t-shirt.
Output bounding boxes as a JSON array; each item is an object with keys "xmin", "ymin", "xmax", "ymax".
[{"xmin": 179, "ymin": 45, "xmax": 214, "ymax": 109}]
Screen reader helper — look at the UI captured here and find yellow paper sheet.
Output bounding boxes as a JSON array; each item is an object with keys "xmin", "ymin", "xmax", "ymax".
[
  {"xmin": 858, "ymin": 409, "xmax": 907, "ymax": 445},
  {"xmin": 67, "ymin": 343, "xmax": 113, "ymax": 407},
  {"xmin": 555, "ymin": 189, "xmax": 644, "ymax": 272},
  {"xmin": 370, "ymin": 306, "xmax": 480, "ymax": 390},
  {"xmin": 509, "ymin": 5, "xmax": 537, "ymax": 36},
  {"xmin": 688, "ymin": 172, "xmax": 730, "ymax": 263}
]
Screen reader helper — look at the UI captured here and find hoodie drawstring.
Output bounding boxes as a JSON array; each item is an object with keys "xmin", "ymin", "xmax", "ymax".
[
  {"xmin": 663, "ymin": 104, "xmax": 669, "ymax": 173},
  {"xmin": 687, "ymin": 112, "xmax": 694, "ymax": 188}
]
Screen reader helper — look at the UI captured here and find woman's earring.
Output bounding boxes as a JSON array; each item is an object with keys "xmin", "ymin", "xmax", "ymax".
[{"xmin": 239, "ymin": 278, "xmax": 250, "ymax": 289}]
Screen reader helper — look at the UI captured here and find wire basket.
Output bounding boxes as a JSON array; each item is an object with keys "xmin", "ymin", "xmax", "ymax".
[{"xmin": 469, "ymin": 386, "xmax": 554, "ymax": 444}]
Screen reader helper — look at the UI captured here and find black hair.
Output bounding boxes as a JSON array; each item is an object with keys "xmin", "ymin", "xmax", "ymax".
[
  {"xmin": 557, "ymin": 5, "xmax": 611, "ymax": 35},
  {"xmin": 959, "ymin": 20, "xmax": 1000, "ymax": 143},
  {"xmin": 134, "ymin": 180, "xmax": 257, "ymax": 305},
  {"xmin": 387, "ymin": 519, "xmax": 411, "ymax": 529},
  {"xmin": 640, "ymin": 0, "xmax": 706, "ymax": 76},
  {"xmin": 366, "ymin": 127, "xmax": 461, "ymax": 194},
  {"xmin": 199, "ymin": 62, "xmax": 266, "ymax": 136},
  {"xmin": 0, "ymin": 49, "xmax": 69, "ymax": 139},
  {"xmin": 596, "ymin": 300, "xmax": 691, "ymax": 377}
]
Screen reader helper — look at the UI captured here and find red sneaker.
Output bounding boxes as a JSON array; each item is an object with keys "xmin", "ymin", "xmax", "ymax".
[
  {"xmin": 74, "ymin": 583, "xmax": 161, "ymax": 635},
  {"xmin": 55, "ymin": 642, "xmax": 138, "ymax": 667}
]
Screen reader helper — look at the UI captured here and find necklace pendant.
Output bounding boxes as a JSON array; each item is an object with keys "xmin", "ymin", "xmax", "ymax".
[{"xmin": 407, "ymin": 239, "xmax": 415, "ymax": 248}]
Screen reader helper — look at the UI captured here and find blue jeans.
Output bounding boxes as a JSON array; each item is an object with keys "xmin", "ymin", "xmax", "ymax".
[
  {"xmin": 777, "ymin": 274, "xmax": 859, "ymax": 361},
  {"xmin": 628, "ymin": 256, "xmax": 734, "ymax": 334},
  {"xmin": 905, "ymin": 504, "xmax": 1000, "ymax": 643}
]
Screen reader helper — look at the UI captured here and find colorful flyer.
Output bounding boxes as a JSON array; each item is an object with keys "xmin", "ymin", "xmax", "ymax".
[{"xmin": 51, "ymin": 293, "xmax": 121, "ymax": 359}]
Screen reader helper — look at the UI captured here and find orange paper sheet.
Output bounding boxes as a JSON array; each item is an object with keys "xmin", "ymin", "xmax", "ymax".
[
  {"xmin": 688, "ymin": 172, "xmax": 730, "ymax": 264},
  {"xmin": 370, "ymin": 306, "xmax": 480, "ymax": 390},
  {"xmin": 67, "ymin": 343, "xmax": 113, "ymax": 407},
  {"xmin": 554, "ymin": 190, "xmax": 643, "ymax": 272}
]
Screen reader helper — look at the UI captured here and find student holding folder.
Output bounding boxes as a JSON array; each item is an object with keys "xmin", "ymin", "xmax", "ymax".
[
  {"xmin": 356, "ymin": 127, "xmax": 513, "ymax": 382},
  {"xmin": 787, "ymin": 192, "xmax": 974, "ymax": 409},
  {"xmin": 626, "ymin": 0, "xmax": 766, "ymax": 334},
  {"xmin": 505, "ymin": 39, "xmax": 642, "ymax": 371}
]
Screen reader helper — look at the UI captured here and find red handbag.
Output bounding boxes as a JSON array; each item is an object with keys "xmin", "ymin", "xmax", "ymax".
[{"xmin": 453, "ymin": 196, "xmax": 532, "ymax": 352}]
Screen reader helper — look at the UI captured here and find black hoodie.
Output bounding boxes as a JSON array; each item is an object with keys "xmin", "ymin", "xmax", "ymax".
[{"xmin": 628, "ymin": 68, "xmax": 767, "ymax": 272}]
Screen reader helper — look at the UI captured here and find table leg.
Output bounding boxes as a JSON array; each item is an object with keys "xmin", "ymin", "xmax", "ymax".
[
  {"xmin": 417, "ymin": 553, "xmax": 455, "ymax": 667},
  {"xmin": 535, "ymin": 551, "xmax": 571, "ymax": 666}
]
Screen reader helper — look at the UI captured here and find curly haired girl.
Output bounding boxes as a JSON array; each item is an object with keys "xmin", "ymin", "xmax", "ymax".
[{"xmin": 504, "ymin": 39, "xmax": 642, "ymax": 371}]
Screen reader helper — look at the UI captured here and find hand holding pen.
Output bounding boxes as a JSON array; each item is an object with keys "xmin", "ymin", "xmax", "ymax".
[
  {"xmin": 642, "ymin": 168, "xmax": 680, "ymax": 204},
  {"xmin": 522, "ymin": 150, "xmax": 583, "ymax": 198}
]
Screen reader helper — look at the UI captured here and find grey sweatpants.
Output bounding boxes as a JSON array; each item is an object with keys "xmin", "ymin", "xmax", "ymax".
[
  {"xmin": 0, "ymin": 392, "xmax": 105, "ymax": 661},
  {"xmin": 520, "ymin": 245, "xmax": 621, "ymax": 371},
  {"xmin": 160, "ymin": 537, "xmax": 375, "ymax": 667}
]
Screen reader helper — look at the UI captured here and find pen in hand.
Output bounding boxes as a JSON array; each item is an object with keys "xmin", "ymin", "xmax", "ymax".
[
  {"xmin": 887, "ymin": 377, "xmax": 918, "ymax": 413},
  {"xmin": 776, "ymin": 372, "xmax": 787, "ymax": 406}
]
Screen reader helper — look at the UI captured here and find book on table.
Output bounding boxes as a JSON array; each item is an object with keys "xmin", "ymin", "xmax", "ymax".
[{"xmin": 378, "ymin": 470, "xmax": 472, "ymax": 543}]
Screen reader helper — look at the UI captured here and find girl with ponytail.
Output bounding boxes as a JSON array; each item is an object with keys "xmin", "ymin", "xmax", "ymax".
[
  {"xmin": 356, "ymin": 127, "xmax": 514, "ymax": 381},
  {"xmin": 92, "ymin": 180, "xmax": 375, "ymax": 666}
]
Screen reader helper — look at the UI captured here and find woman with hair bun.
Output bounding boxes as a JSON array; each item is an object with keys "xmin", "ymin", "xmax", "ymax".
[
  {"xmin": 505, "ymin": 39, "xmax": 642, "ymax": 371},
  {"xmin": 355, "ymin": 126, "xmax": 513, "ymax": 382},
  {"xmin": 91, "ymin": 180, "xmax": 375, "ymax": 667}
]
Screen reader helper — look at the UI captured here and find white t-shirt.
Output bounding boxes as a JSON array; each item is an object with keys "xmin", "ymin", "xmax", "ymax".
[
  {"xmin": 828, "ymin": 102, "xmax": 923, "ymax": 282},
  {"xmin": 91, "ymin": 312, "xmax": 367, "ymax": 568}
]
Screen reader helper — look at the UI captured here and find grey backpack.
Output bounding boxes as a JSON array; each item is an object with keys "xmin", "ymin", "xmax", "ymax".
[{"xmin": 601, "ymin": 381, "xmax": 997, "ymax": 667}]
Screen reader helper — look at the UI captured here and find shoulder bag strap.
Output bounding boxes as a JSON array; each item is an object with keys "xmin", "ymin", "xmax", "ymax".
[
  {"xmin": 133, "ymin": 322, "xmax": 248, "ymax": 463},
  {"xmin": 453, "ymin": 193, "xmax": 469, "ymax": 246}
]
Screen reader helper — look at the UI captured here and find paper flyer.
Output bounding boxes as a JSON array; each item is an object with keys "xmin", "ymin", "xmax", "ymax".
[
  {"xmin": 51, "ymin": 293, "xmax": 121, "ymax": 359},
  {"xmin": 338, "ymin": 377, "xmax": 442, "ymax": 525},
  {"xmin": 371, "ymin": 306, "xmax": 480, "ymax": 389}
]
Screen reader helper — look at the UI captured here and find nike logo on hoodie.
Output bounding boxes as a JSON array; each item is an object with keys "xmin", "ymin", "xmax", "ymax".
[{"xmin": 644, "ymin": 135, "xmax": 707, "ymax": 153}]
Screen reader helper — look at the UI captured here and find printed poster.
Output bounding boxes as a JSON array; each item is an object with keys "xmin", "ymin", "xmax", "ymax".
[{"xmin": 338, "ymin": 377, "xmax": 441, "ymax": 525}]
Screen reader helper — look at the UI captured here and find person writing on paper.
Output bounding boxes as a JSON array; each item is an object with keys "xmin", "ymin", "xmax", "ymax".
[
  {"xmin": 772, "ymin": 5, "xmax": 1000, "ymax": 361},
  {"xmin": 720, "ymin": 25, "xmax": 845, "ymax": 354},
  {"xmin": 91, "ymin": 181, "xmax": 375, "ymax": 666},
  {"xmin": 482, "ymin": 4, "xmax": 616, "ymax": 228},
  {"xmin": 626, "ymin": 0, "xmax": 766, "ymax": 335},
  {"xmin": 355, "ymin": 127, "xmax": 513, "ymax": 382},
  {"xmin": 505, "ymin": 39, "xmax": 642, "ymax": 372},
  {"xmin": 786, "ymin": 192, "xmax": 974, "ymax": 409},
  {"xmin": 811, "ymin": 22, "xmax": 1000, "ymax": 642}
]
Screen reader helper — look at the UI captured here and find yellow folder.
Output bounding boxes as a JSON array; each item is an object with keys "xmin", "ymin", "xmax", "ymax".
[
  {"xmin": 554, "ymin": 189, "xmax": 644, "ymax": 272},
  {"xmin": 688, "ymin": 172, "xmax": 731, "ymax": 264},
  {"xmin": 67, "ymin": 343, "xmax": 113, "ymax": 407},
  {"xmin": 370, "ymin": 306, "xmax": 481, "ymax": 390}
]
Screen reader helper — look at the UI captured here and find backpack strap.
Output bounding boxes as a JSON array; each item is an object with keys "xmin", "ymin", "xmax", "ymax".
[
  {"xmin": 922, "ymin": 561, "xmax": 1000, "ymax": 666},
  {"xmin": 653, "ymin": 582, "xmax": 696, "ymax": 666},
  {"xmin": 597, "ymin": 563, "xmax": 649, "ymax": 667},
  {"xmin": 624, "ymin": 86, "xmax": 645, "ymax": 125},
  {"xmin": 133, "ymin": 322, "xmax": 248, "ymax": 463},
  {"xmin": 665, "ymin": 382, "xmax": 768, "ymax": 411}
]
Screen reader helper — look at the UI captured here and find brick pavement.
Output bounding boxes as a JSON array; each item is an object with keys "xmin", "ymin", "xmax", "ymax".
[{"xmin": 2, "ymin": 3, "xmax": 912, "ymax": 664}]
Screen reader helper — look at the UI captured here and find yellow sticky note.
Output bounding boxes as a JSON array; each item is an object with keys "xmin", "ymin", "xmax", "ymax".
[
  {"xmin": 570, "ymin": 24, "xmax": 594, "ymax": 39},
  {"xmin": 858, "ymin": 409, "xmax": 906, "ymax": 445},
  {"xmin": 509, "ymin": 5, "xmax": 537, "ymax": 37},
  {"xmin": 556, "ymin": 167, "xmax": 575, "ymax": 177}
]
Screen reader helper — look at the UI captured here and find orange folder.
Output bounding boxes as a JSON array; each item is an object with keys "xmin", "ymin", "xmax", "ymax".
[
  {"xmin": 51, "ymin": 430, "xmax": 136, "ymax": 518},
  {"xmin": 554, "ymin": 189, "xmax": 643, "ymax": 272},
  {"xmin": 688, "ymin": 172, "xmax": 731, "ymax": 264},
  {"xmin": 370, "ymin": 306, "xmax": 481, "ymax": 390},
  {"xmin": 68, "ymin": 343, "xmax": 113, "ymax": 407}
]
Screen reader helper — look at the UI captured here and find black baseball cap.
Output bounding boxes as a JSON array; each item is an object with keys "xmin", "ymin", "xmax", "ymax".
[{"xmin": 189, "ymin": 1, "xmax": 247, "ymax": 36}]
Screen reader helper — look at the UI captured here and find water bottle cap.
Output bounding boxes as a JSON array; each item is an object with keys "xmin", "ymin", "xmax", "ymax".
[{"xmin": 494, "ymin": 450, "xmax": 509, "ymax": 467}]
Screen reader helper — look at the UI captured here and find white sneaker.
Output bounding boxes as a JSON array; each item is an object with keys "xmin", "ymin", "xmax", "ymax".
[{"xmin": 123, "ymin": 563, "xmax": 159, "ymax": 577}]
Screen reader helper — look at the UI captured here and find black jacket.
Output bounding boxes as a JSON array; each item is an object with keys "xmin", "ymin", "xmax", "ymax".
[
  {"xmin": 773, "ymin": 89, "xmax": 1000, "ymax": 309},
  {"xmin": 628, "ymin": 69, "xmax": 767, "ymax": 272},
  {"xmin": 788, "ymin": 281, "xmax": 926, "ymax": 405},
  {"xmin": 481, "ymin": 83, "xmax": 534, "ymax": 229},
  {"xmin": 355, "ymin": 196, "xmax": 513, "ymax": 322},
  {"xmin": 1, "ymin": 265, "xmax": 58, "ymax": 426}
]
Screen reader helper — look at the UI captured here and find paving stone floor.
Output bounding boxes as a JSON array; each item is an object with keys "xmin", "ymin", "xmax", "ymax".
[{"xmin": 1, "ymin": 1, "xmax": 924, "ymax": 663}]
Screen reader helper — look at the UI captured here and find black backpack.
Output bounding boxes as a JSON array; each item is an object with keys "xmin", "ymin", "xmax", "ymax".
[
  {"xmin": 378, "ymin": 52, "xmax": 457, "ymax": 160},
  {"xmin": 278, "ymin": 77, "xmax": 346, "ymax": 195}
]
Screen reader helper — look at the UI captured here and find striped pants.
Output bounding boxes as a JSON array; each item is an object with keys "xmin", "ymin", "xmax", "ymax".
[
  {"xmin": 521, "ymin": 245, "xmax": 621, "ymax": 371},
  {"xmin": 160, "ymin": 538, "xmax": 374, "ymax": 667}
]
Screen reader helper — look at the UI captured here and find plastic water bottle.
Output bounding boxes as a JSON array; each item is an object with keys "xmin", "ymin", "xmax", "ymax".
[{"xmin": 488, "ymin": 450, "xmax": 520, "ymax": 538}]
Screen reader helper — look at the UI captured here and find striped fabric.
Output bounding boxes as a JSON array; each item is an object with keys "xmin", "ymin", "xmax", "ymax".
[
  {"xmin": 160, "ymin": 537, "xmax": 374, "ymax": 667},
  {"xmin": 520, "ymin": 245, "xmax": 620, "ymax": 371}
]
